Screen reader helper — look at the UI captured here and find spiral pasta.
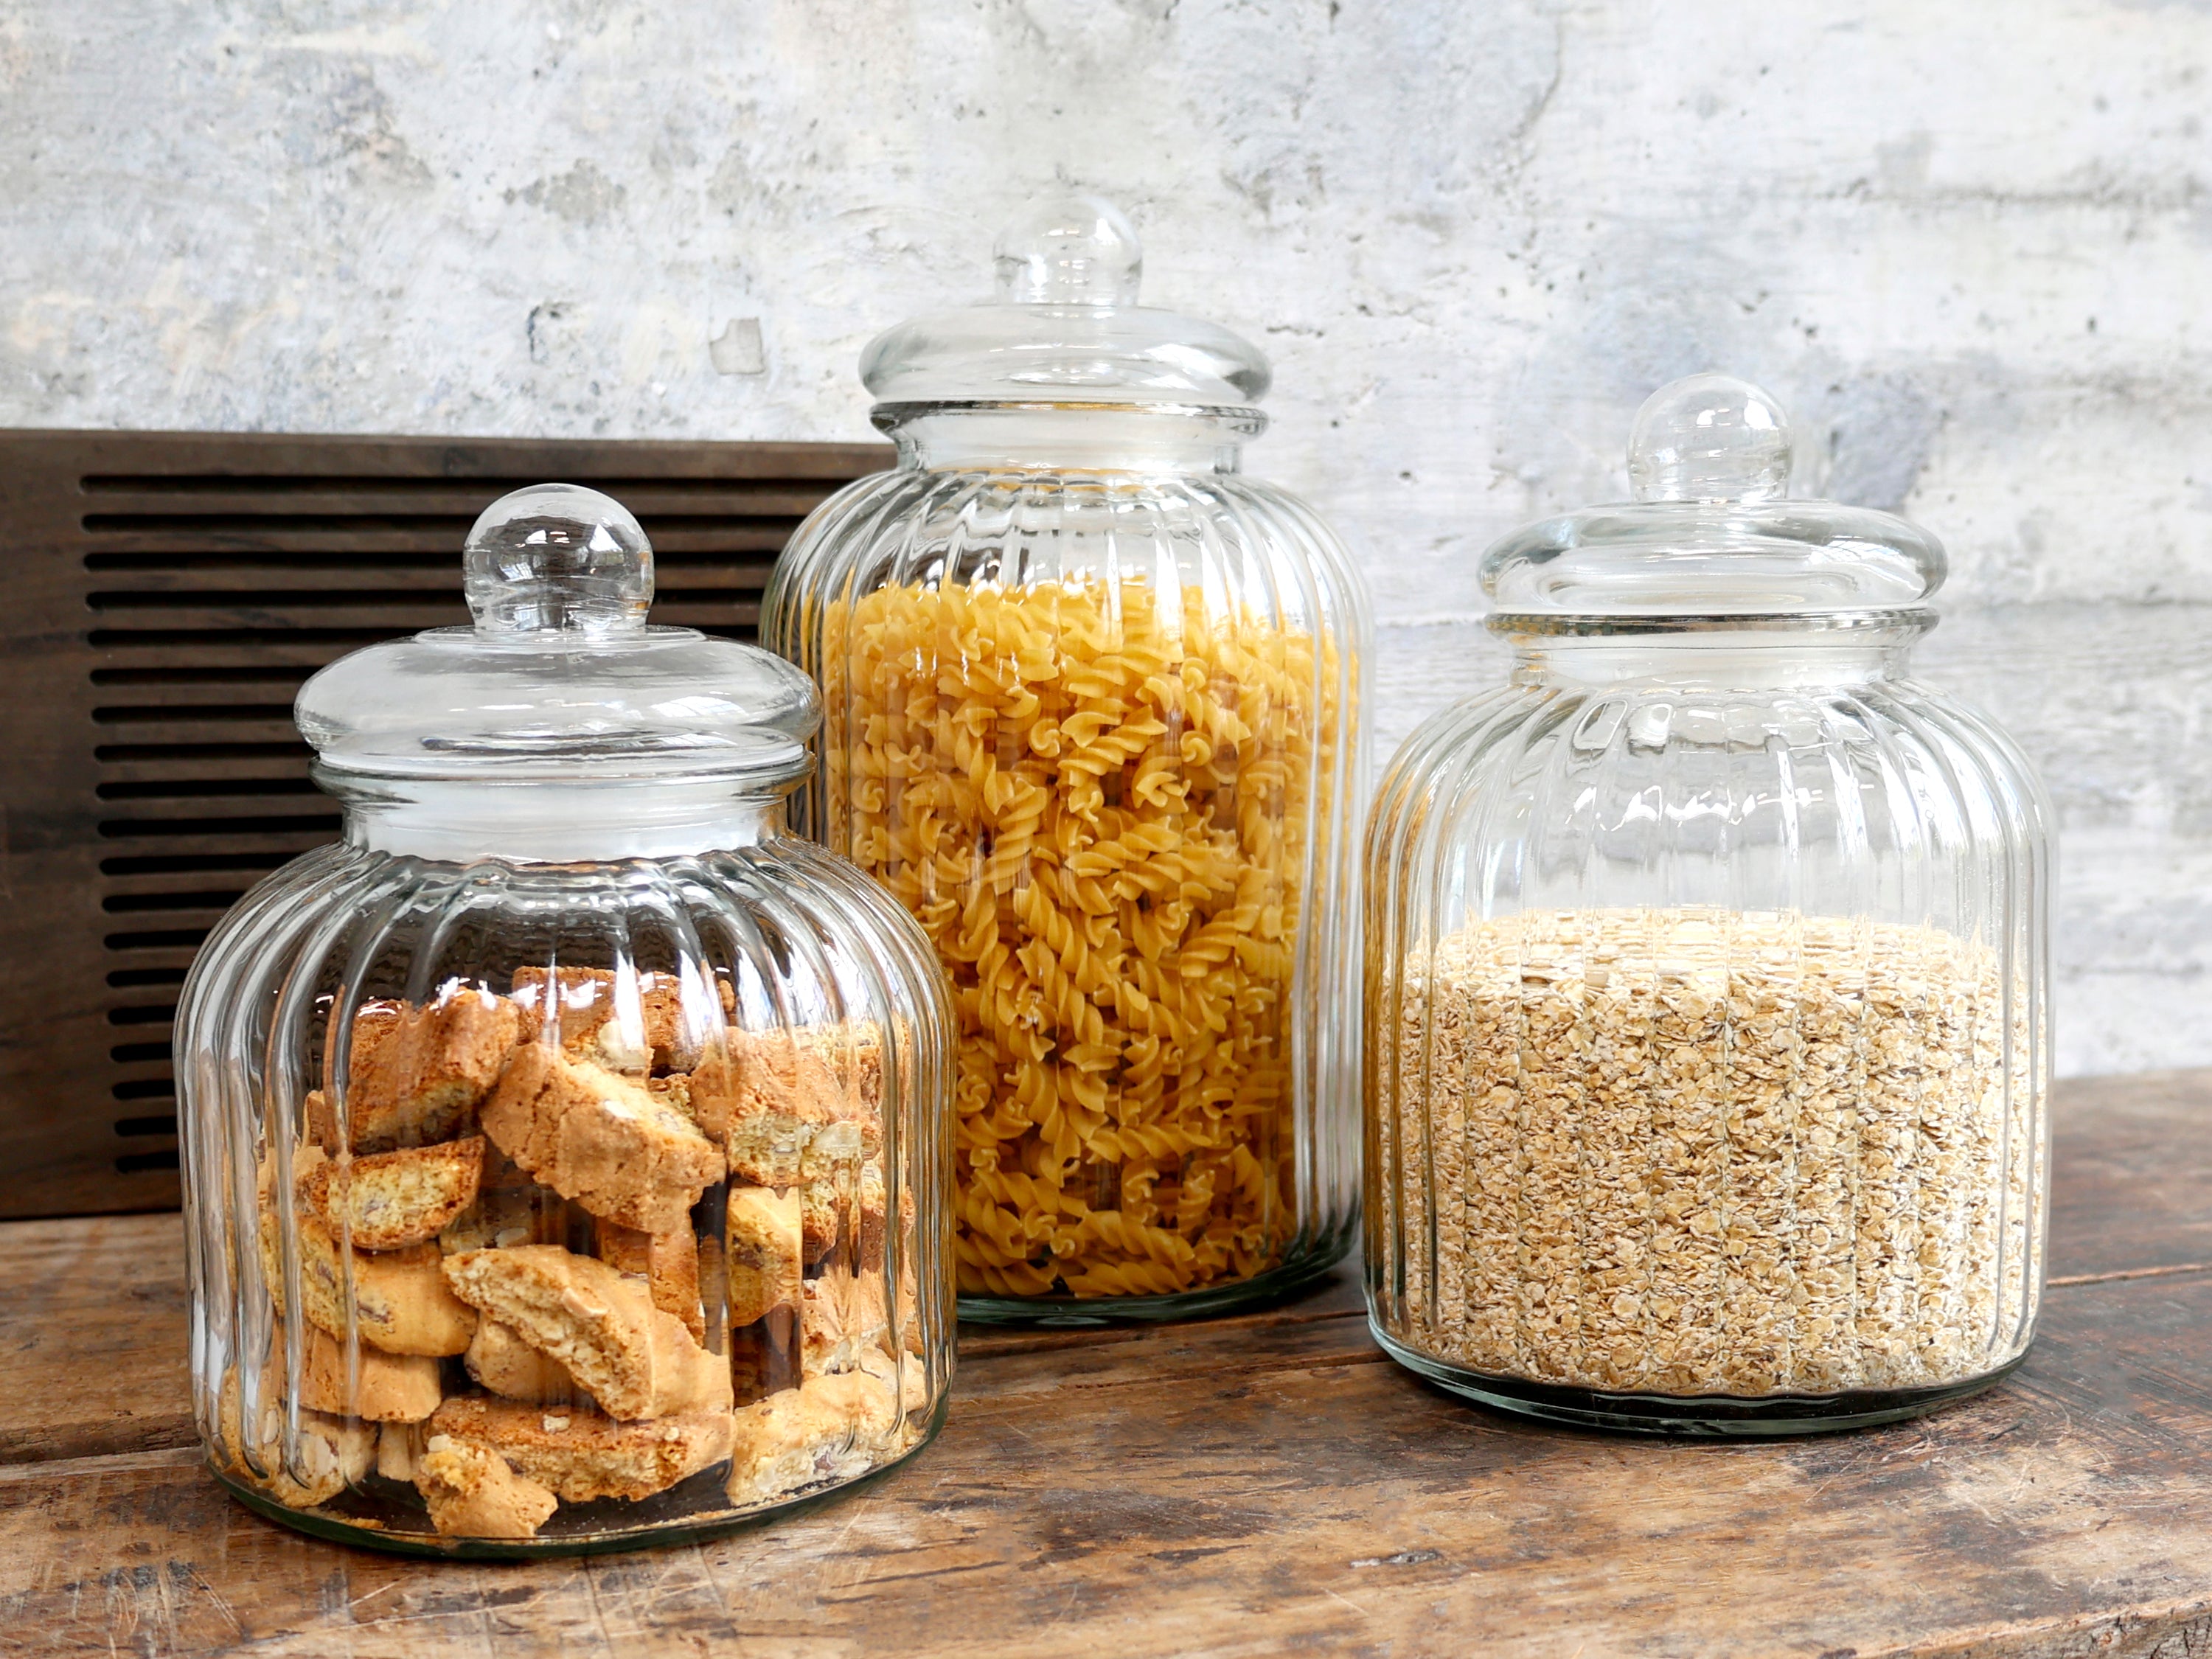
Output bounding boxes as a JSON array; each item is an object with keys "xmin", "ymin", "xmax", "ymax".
[{"xmin": 821, "ymin": 575, "xmax": 1336, "ymax": 1298}]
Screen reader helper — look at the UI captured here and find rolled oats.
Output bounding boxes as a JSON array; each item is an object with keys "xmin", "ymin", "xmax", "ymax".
[{"xmin": 1382, "ymin": 907, "xmax": 2035, "ymax": 1397}]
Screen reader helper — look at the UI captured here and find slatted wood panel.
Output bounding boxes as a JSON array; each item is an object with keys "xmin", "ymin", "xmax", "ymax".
[{"xmin": 0, "ymin": 431, "xmax": 886, "ymax": 1219}]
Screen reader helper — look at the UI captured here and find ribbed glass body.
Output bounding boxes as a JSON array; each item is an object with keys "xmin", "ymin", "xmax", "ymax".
[
  {"xmin": 177, "ymin": 791, "xmax": 954, "ymax": 1556},
  {"xmin": 765, "ymin": 405, "xmax": 1369, "ymax": 1321},
  {"xmin": 1365, "ymin": 616, "xmax": 2052, "ymax": 1433}
]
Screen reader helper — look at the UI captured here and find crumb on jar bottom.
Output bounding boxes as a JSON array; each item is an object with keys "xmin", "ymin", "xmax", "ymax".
[{"xmin": 1378, "ymin": 907, "xmax": 2041, "ymax": 1397}]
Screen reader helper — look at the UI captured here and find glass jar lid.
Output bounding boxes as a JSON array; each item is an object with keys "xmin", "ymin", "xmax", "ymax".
[
  {"xmin": 1480, "ymin": 375, "xmax": 1947, "ymax": 617},
  {"xmin": 856, "ymin": 195, "xmax": 1271, "ymax": 408},
  {"xmin": 296, "ymin": 484, "xmax": 820, "ymax": 785}
]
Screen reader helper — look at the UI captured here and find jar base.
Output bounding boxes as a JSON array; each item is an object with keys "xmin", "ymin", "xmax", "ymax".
[
  {"xmin": 209, "ymin": 1397, "xmax": 947, "ymax": 1559},
  {"xmin": 1371, "ymin": 1324, "xmax": 2026, "ymax": 1437},
  {"xmin": 959, "ymin": 1242, "xmax": 1352, "ymax": 1326}
]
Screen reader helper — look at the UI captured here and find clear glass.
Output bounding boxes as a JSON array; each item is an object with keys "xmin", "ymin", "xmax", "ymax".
[
  {"xmin": 763, "ymin": 204, "xmax": 1369, "ymax": 1321},
  {"xmin": 299, "ymin": 483, "xmax": 818, "ymax": 792},
  {"xmin": 1481, "ymin": 374, "xmax": 1947, "ymax": 618},
  {"xmin": 175, "ymin": 486, "xmax": 955, "ymax": 1554},
  {"xmin": 857, "ymin": 195, "xmax": 1270, "ymax": 408},
  {"xmin": 1363, "ymin": 380, "xmax": 2053, "ymax": 1434}
]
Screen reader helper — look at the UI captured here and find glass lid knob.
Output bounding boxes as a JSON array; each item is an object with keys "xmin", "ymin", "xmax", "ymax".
[
  {"xmin": 857, "ymin": 194, "xmax": 1268, "ymax": 405},
  {"xmin": 1479, "ymin": 371, "xmax": 1947, "ymax": 616},
  {"xmin": 462, "ymin": 483, "xmax": 653, "ymax": 636},
  {"xmin": 1627, "ymin": 373, "xmax": 1795, "ymax": 504},
  {"xmin": 992, "ymin": 195, "xmax": 1144, "ymax": 307}
]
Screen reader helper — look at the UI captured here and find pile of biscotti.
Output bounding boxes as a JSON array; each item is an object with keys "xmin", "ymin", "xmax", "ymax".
[{"xmin": 218, "ymin": 967, "xmax": 925, "ymax": 1542}]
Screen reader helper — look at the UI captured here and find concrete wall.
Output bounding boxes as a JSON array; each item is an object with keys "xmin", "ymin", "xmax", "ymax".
[{"xmin": 4, "ymin": 1, "xmax": 2207, "ymax": 1076}]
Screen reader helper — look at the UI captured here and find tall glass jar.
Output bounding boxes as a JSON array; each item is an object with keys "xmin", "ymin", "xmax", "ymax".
[
  {"xmin": 1366, "ymin": 376, "xmax": 2052, "ymax": 1433},
  {"xmin": 764, "ymin": 198, "xmax": 1369, "ymax": 1321},
  {"xmin": 177, "ymin": 486, "xmax": 954, "ymax": 1555}
]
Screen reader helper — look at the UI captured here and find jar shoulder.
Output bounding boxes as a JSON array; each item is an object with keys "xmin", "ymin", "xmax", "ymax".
[
  {"xmin": 177, "ymin": 835, "xmax": 950, "ymax": 1048},
  {"xmin": 1370, "ymin": 673, "xmax": 2054, "ymax": 844},
  {"xmin": 762, "ymin": 463, "xmax": 1372, "ymax": 624}
]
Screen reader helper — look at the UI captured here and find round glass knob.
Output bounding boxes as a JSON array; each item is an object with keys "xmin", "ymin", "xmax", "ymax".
[
  {"xmin": 992, "ymin": 195, "xmax": 1144, "ymax": 307},
  {"xmin": 1627, "ymin": 373, "xmax": 1794, "ymax": 504},
  {"xmin": 462, "ymin": 483, "xmax": 653, "ymax": 636}
]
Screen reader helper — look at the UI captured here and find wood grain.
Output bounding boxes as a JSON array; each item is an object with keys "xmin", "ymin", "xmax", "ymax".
[
  {"xmin": 1, "ymin": 1071, "xmax": 2210, "ymax": 1656},
  {"xmin": 0, "ymin": 1215, "xmax": 194, "ymax": 1464},
  {"xmin": 2040, "ymin": 1068, "xmax": 2212, "ymax": 1284}
]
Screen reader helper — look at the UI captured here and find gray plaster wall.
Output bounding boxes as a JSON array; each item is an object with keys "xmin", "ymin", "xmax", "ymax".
[{"xmin": 3, "ymin": 1, "xmax": 2207, "ymax": 1077}]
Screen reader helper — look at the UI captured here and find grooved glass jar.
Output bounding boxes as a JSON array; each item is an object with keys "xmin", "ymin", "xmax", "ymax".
[
  {"xmin": 764, "ymin": 198, "xmax": 1369, "ymax": 1321},
  {"xmin": 1365, "ymin": 377, "xmax": 2053, "ymax": 1434},
  {"xmin": 177, "ymin": 485, "xmax": 954, "ymax": 1555}
]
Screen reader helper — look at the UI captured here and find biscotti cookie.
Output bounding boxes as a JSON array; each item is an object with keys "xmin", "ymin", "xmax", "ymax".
[
  {"xmin": 262, "ymin": 1211, "xmax": 478, "ymax": 1356},
  {"xmin": 801, "ymin": 1270, "xmax": 893, "ymax": 1377},
  {"xmin": 724, "ymin": 1364, "xmax": 905, "ymax": 1507},
  {"xmin": 479, "ymin": 1046, "xmax": 721, "ymax": 1234},
  {"xmin": 258, "ymin": 1138, "xmax": 322, "ymax": 1206},
  {"xmin": 218, "ymin": 1368, "xmax": 375, "ymax": 1507},
  {"xmin": 691, "ymin": 1026, "xmax": 883, "ymax": 1186},
  {"xmin": 594, "ymin": 1218, "xmax": 705, "ymax": 1342},
  {"xmin": 726, "ymin": 1186, "xmax": 804, "ymax": 1328},
  {"xmin": 416, "ymin": 1435, "xmax": 560, "ymax": 1539},
  {"xmin": 511, "ymin": 966, "xmax": 730, "ymax": 1075},
  {"xmin": 314, "ymin": 988, "xmax": 521, "ymax": 1155},
  {"xmin": 376, "ymin": 1421, "xmax": 428, "ymax": 1483},
  {"xmin": 298, "ymin": 1135, "xmax": 485, "ymax": 1251},
  {"xmin": 442, "ymin": 1245, "xmax": 731, "ymax": 1420},
  {"xmin": 798, "ymin": 1160, "xmax": 921, "ymax": 1267},
  {"xmin": 437, "ymin": 1183, "xmax": 568, "ymax": 1256},
  {"xmin": 430, "ymin": 1395, "xmax": 734, "ymax": 1503},
  {"xmin": 465, "ymin": 1318, "xmax": 582, "ymax": 1405},
  {"xmin": 729, "ymin": 1304, "xmax": 801, "ymax": 1404},
  {"xmin": 787, "ymin": 1022, "xmax": 886, "ymax": 1110},
  {"xmin": 298, "ymin": 1325, "xmax": 442, "ymax": 1422},
  {"xmin": 647, "ymin": 1072, "xmax": 696, "ymax": 1124},
  {"xmin": 858, "ymin": 1346, "xmax": 931, "ymax": 1419}
]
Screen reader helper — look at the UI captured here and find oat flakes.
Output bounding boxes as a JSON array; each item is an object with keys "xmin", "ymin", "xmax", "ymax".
[{"xmin": 1380, "ymin": 908, "xmax": 2039, "ymax": 1396}]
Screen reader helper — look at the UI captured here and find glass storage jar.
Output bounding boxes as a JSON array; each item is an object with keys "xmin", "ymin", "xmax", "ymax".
[
  {"xmin": 763, "ymin": 197, "xmax": 1369, "ymax": 1321},
  {"xmin": 1365, "ymin": 375, "xmax": 2052, "ymax": 1433},
  {"xmin": 177, "ymin": 484, "xmax": 954, "ymax": 1555}
]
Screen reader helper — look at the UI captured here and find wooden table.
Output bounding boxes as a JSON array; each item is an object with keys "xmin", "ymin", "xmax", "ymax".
[{"xmin": 4, "ymin": 1071, "xmax": 2211, "ymax": 1657}]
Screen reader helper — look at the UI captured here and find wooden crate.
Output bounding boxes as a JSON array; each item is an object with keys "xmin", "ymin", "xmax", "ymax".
[{"xmin": 0, "ymin": 431, "xmax": 886, "ymax": 1218}]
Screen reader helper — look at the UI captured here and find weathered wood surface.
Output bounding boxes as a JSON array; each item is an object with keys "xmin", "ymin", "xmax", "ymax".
[
  {"xmin": 0, "ymin": 1214, "xmax": 195, "ymax": 1464},
  {"xmin": 3, "ymin": 1071, "xmax": 2211, "ymax": 1658}
]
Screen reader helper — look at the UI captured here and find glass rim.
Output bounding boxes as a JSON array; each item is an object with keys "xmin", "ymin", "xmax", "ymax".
[
  {"xmin": 869, "ymin": 397, "xmax": 1267, "ymax": 429},
  {"xmin": 309, "ymin": 748, "xmax": 814, "ymax": 791},
  {"xmin": 1485, "ymin": 606, "xmax": 1940, "ymax": 639}
]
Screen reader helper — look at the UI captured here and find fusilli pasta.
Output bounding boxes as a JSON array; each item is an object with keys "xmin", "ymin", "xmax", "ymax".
[{"xmin": 820, "ymin": 575, "xmax": 1335, "ymax": 1298}]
